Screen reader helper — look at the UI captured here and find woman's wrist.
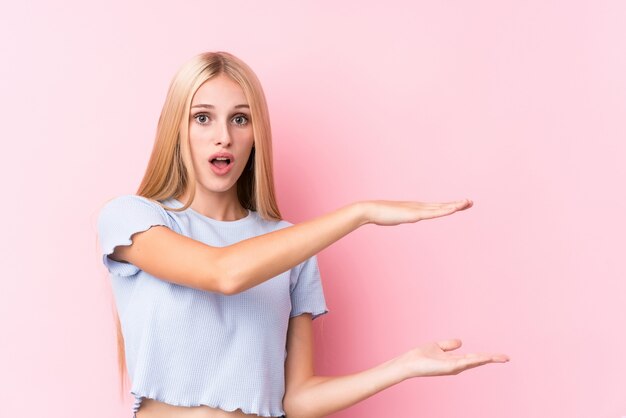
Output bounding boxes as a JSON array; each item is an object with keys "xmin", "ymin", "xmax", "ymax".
[
  {"xmin": 349, "ymin": 201, "xmax": 371, "ymax": 227},
  {"xmin": 373, "ymin": 353, "xmax": 413, "ymax": 384}
]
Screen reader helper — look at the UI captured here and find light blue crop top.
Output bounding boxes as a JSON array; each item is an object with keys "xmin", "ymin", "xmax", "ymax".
[{"xmin": 96, "ymin": 195, "xmax": 328, "ymax": 417}]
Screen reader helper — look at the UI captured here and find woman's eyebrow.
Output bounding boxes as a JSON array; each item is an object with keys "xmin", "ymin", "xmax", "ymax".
[{"xmin": 191, "ymin": 104, "xmax": 250, "ymax": 109}]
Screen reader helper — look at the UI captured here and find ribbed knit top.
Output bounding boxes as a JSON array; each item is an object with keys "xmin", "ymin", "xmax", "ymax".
[{"xmin": 96, "ymin": 194, "xmax": 328, "ymax": 417}]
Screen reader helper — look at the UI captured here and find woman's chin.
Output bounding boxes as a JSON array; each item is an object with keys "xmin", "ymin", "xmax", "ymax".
[{"xmin": 198, "ymin": 180, "xmax": 238, "ymax": 195}]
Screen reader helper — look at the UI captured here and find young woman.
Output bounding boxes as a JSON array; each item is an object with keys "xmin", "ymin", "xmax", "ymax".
[{"xmin": 97, "ymin": 51, "xmax": 509, "ymax": 418}]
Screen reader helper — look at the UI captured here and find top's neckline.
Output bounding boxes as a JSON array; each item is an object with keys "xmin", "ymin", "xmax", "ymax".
[{"xmin": 164, "ymin": 198, "xmax": 254, "ymax": 226}]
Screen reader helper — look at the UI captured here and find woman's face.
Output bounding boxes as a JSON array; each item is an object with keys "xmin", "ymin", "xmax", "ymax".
[{"xmin": 187, "ymin": 74, "xmax": 254, "ymax": 197}]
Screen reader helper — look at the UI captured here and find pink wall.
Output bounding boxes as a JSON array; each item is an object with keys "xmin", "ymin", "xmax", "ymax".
[{"xmin": 1, "ymin": 1, "xmax": 624, "ymax": 417}]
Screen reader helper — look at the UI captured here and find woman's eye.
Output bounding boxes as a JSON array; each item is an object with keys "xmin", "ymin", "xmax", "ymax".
[
  {"xmin": 233, "ymin": 114, "xmax": 249, "ymax": 126},
  {"xmin": 194, "ymin": 114, "xmax": 209, "ymax": 124}
]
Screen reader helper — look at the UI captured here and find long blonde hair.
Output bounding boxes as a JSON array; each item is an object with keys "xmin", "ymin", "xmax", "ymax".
[{"xmin": 114, "ymin": 51, "xmax": 282, "ymax": 394}]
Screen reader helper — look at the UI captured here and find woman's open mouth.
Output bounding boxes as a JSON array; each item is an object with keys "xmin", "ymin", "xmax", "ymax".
[{"xmin": 209, "ymin": 157, "xmax": 234, "ymax": 176}]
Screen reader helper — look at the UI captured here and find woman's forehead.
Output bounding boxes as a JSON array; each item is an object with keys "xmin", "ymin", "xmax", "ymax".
[{"xmin": 192, "ymin": 75, "xmax": 248, "ymax": 107}]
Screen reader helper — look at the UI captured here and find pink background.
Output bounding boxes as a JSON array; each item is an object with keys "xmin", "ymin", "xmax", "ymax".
[{"xmin": 1, "ymin": 1, "xmax": 625, "ymax": 417}]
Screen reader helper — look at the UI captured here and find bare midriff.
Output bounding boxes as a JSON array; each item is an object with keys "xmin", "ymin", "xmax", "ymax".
[{"xmin": 136, "ymin": 399, "xmax": 259, "ymax": 418}]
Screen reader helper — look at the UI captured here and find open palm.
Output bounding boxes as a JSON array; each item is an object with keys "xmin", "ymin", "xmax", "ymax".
[
  {"xmin": 398, "ymin": 339, "xmax": 510, "ymax": 378},
  {"xmin": 364, "ymin": 199, "xmax": 474, "ymax": 226}
]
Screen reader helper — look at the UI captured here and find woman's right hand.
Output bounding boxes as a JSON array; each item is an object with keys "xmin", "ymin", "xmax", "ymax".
[
  {"xmin": 392, "ymin": 339, "xmax": 509, "ymax": 380},
  {"xmin": 359, "ymin": 199, "xmax": 473, "ymax": 226}
]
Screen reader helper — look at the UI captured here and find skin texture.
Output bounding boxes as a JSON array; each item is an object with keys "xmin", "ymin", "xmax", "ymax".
[{"xmin": 117, "ymin": 76, "xmax": 509, "ymax": 418}]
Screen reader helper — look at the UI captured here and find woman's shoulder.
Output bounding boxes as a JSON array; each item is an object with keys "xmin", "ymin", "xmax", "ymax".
[
  {"xmin": 99, "ymin": 194, "xmax": 175, "ymax": 213},
  {"xmin": 97, "ymin": 194, "xmax": 172, "ymax": 227},
  {"xmin": 102, "ymin": 194, "xmax": 161, "ymax": 207}
]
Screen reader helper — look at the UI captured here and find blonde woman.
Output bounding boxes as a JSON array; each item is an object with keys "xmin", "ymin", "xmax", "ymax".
[{"xmin": 97, "ymin": 51, "xmax": 509, "ymax": 418}]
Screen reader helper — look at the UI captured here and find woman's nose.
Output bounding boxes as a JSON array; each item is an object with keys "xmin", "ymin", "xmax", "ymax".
[{"xmin": 213, "ymin": 121, "xmax": 232, "ymax": 146}]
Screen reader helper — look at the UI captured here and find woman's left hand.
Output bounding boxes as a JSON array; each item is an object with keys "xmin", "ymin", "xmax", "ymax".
[{"xmin": 393, "ymin": 339, "xmax": 510, "ymax": 379}]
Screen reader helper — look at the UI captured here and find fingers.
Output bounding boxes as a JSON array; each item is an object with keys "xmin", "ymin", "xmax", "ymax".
[
  {"xmin": 455, "ymin": 353, "xmax": 511, "ymax": 369},
  {"xmin": 420, "ymin": 199, "xmax": 473, "ymax": 219},
  {"xmin": 491, "ymin": 354, "xmax": 510, "ymax": 362},
  {"xmin": 448, "ymin": 199, "xmax": 472, "ymax": 210},
  {"xmin": 441, "ymin": 199, "xmax": 472, "ymax": 208},
  {"xmin": 457, "ymin": 352, "xmax": 510, "ymax": 362},
  {"xmin": 418, "ymin": 199, "xmax": 472, "ymax": 209},
  {"xmin": 457, "ymin": 357, "xmax": 493, "ymax": 371},
  {"xmin": 458, "ymin": 199, "xmax": 473, "ymax": 210},
  {"xmin": 459, "ymin": 354, "xmax": 510, "ymax": 369}
]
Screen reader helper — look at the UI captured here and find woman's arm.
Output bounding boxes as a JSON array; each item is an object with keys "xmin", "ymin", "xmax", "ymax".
[
  {"xmin": 283, "ymin": 314, "xmax": 509, "ymax": 418},
  {"xmin": 111, "ymin": 199, "xmax": 472, "ymax": 295}
]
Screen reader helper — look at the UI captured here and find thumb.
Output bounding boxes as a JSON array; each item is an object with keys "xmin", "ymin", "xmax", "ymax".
[{"xmin": 437, "ymin": 339, "xmax": 462, "ymax": 352}]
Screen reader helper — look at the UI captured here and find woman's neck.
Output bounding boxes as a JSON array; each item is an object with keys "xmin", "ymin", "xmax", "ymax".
[{"xmin": 177, "ymin": 189, "xmax": 248, "ymax": 221}]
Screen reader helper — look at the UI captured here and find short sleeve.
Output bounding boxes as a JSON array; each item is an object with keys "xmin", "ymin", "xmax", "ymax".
[
  {"xmin": 96, "ymin": 194, "xmax": 171, "ymax": 277},
  {"xmin": 289, "ymin": 255, "xmax": 328, "ymax": 320}
]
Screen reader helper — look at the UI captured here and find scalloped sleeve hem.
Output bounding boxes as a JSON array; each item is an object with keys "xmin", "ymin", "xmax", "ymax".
[
  {"xmin": 289, "ymin": 254, "xmax": 328, "ymax": 321},
  {"xmin": 290, "ymin": 308, "xmax": 329, "ymax": 320},
  {"xmin": 97, "ymin": 195, "xmax": 171, "ymax": 277}
]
